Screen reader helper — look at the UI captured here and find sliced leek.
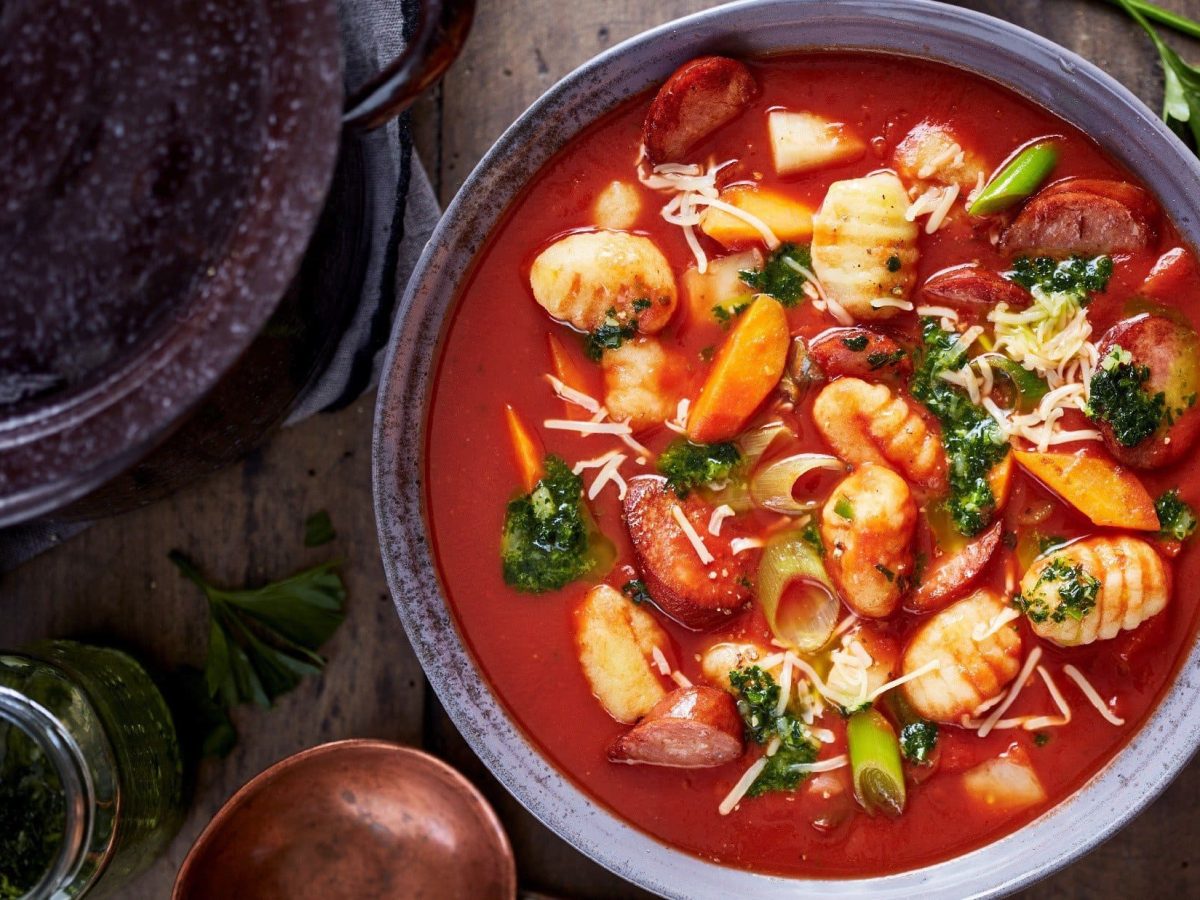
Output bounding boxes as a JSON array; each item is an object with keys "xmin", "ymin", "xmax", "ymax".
[
  {"xmin": 847, "ymin": 708, "xmax": 906, "ymax": 817},
  {"xmin": 750, "ymin": 453, "xmax": 845, "ymax": 515},
  {"xmin": 757, "ymin": 530, "xmax": 840, "ymax": 652}
]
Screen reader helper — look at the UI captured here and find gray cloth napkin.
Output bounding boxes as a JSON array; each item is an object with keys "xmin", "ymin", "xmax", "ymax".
[{"xmin": 0, "ymin": 0, "xmax": 441, "ymax": 571}]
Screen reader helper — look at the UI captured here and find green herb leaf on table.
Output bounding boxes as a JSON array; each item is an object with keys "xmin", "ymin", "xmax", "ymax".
[
  {"xmin": 169, "ymin": 550, "xmax": 346, "ymax": 709},
  {"xmin": 1116, "ymin": 0, "xmax": 1200, "ymax": 151},
  {"xmin": 303, "ymin": 509, "xmax": 336, "ymax": 547}
]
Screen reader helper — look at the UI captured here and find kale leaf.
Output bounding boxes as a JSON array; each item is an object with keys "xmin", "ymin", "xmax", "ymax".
[
  {"xmin": 739, "ymin": 243, "xmax": 813, "ymax": 307},
  {"xmin": 911, "ymin": 319, "xmax": 1010, "ymax": 536},
  {"xmin": 1014, "ymin": 556, "xmax": 1100, "ymax": 624},
  {"xmin": 1156, "ymin": 488, "xmax": 1198, "ymax": 541},
  {"xmin": 501, "ymin": 456, "xmax": 603, "ymax": 593},
  {"xmin": 899, "ymin": 720, "xmax": 939, "ymax": 764},
  {"xmin": 656, "ymin": 438, "xmax": 741, "ymax": 497},
  {"xmin": 1086, "ymin": 345, "xmax": 1165, "ymax": 447}
]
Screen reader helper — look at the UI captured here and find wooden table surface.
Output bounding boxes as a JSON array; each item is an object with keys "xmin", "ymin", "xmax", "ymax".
[{"xmin": 3, "ymin": 1, "xmax": 1198, "ymax": 896}]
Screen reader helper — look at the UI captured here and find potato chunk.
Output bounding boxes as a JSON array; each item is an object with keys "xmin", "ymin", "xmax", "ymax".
[
  {"xmin": 767, "ymin": 110, "xmax": 865, "ymax": 176},
  {"xmin": 529, "ymin": 231, "xmax": 677, "ymax": 333},
  {"xmin": 601, "ymin": 337, "xmax": 682, "ymax": 430},
  {"xmin": 1017, "ymin": 536, "xmax": 1169, "ymax": 647},
  {"xmin": 962, "ymin": 744, "xmax": 1047, "ymax": 812},
  {"xmin": 900, "ymin": 590, "xmax": 1023, "ymax": 724},
  {"xmin": 812, "ymin": 378, "xmax": 947, "ymax": 490},
  {"xmin": 574, "ymin": 584, "xmax": 669, "ymax": 723},
  {"xmin": 594, "ymin": 180, "xmax": 643, "ymax": 230},
  {"xmin": 821, "ymin": 465, "xmax": 916, "ymax": 618},
  {"xmin": 893, "ymin": 122, "xmax": 987, "ymax": 192},
  {"xmin": 810, "ymin": 173, "xmax": 919, "ymax": 320},
  {"xmin": 682, "ymin": 249, "xmax": 761, "ymax": 323}
]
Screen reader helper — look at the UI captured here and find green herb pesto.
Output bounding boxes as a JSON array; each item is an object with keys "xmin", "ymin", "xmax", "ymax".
[
  {"xmin": 1014, "ymin": 556, "xmax": 1100, "ymax": 624},
  {"xmin": 728, "ymin": 666, "xmax": 819, "ymax": 797},
  {"xmin": 738, "ymin": 243, "xmax": 813, "ymax": 307},
  {"xmin": 911, "ymin": 319, "xmax": 1010, "ymax": 537},
  {"xmin": 501, "ymin": 456, "xmax": 606, "ymax": 593},
  {"xmin": 1156, "ymin": 488, "xmax": 1198, "ymax": 541},
  {"xmin": 712, "ymin": 301, "xmax": 750, "ymax": 326},
  {"xmin": 1008, "ymin": 255, "xmax": 1113, "ymax": 302},
  {"xmin": 1086, "ymin": 345, "xmax": 1166, "ymax": 447},
  {"xmin": 867, "ymin": 349, "xmax": 906, "ymax": 371},
  {"xmin": 621, "ymin": 579, "xmax": 652, "ymax": 605},
  {"xmin": 899, "ymin": 720, "xmax": 939, "ymax": 764},
  {"xmin": 842, "ymin": 335, "xmax": 870, "ymax": 352},
  {"xmin": 886, "ymin": 254, "xmax": 902, "ymax": 273},
  {"xmin": 0, "ymin": 725, "xmax": 66, "ymax": 900},
  {"xmin": 656, "ymin": 438, "xmax": 741, "ymax": 497},
  {"xmin": 584, "ymin": 307, "xmax": 639, "ymax": 360}
]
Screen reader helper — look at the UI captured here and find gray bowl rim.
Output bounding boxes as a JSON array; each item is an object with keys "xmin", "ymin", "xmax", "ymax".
[{"xmin": 372, "ymin": 1, "xmax": 1200, "ymax": 897}]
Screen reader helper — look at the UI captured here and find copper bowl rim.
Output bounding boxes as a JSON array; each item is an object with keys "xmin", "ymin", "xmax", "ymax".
[{"xmin": 171, "ymin": 739, "xmax": 517, "ymax": 900}]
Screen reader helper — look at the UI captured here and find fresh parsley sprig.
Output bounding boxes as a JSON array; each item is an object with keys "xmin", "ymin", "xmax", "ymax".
[{"xmin": 1116, "ymin": 0, "xmax": 1200, "ymax": 151}]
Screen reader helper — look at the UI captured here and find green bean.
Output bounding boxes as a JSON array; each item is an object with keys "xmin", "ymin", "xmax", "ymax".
[
  {"xmin": 847, "ymin": 708, "xmax": 906, "ymax": 817},
  {"xmin": 968, "ymin": 140, "xmax": 1059, "ymax": 216}
]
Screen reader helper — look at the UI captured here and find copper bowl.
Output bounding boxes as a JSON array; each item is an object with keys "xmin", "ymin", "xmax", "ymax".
[{"xmin": 173, "ymin": 740, "xmax": 516, "ymax": 900}]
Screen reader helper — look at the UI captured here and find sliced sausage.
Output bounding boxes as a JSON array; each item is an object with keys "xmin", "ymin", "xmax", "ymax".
[
  {"xmin": 1000, "ymin": 178, "xmax": 1157, "ymax": 257},
  {"xmin": 907, "ymin": 522, "xmax": 1003, "ymax": 614},
  {"xmin": 807, "ymin": 327, "xmax": 912, "ymax": 380},
  {"xmin": 1094, "ymin": 314, "xmax": 1200, "ymax": 468},
  {"xmin": 643, "ymin": 56, "xmax": 759, "ymax": 164},
  {"xmin": 623, "ymin": 476, "xmax": 755, "ymax": 630},
  {"xmin": 608, "ymin": 685, "xmax": 744, "ymax": 767},
  {"xmin": 920, "ymin": 264, "xmax": 1031, "ymax": 313},
  {"xmin": 1141, "ymin": 247, "xmax": 1195, "ymax": 300}
]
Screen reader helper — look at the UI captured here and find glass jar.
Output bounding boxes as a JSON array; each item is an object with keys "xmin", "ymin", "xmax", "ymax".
[{"xmin": 0, "ymin": 641, "xmax": 184, "ymax": 899}]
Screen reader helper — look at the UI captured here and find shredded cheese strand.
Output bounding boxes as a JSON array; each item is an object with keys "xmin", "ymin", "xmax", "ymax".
[
  {"xmin": 978, "ymin": 646, "xmax": 1043, "ymax": 738},
  {"xmin": 1063, "ymin": 664, "xmax": 1125, "ymax": 726},
  {"xmin": 708, "ymin": 504, "xmax": 736, "ymax": 536},
  {"xmin": 671, "ymin": 504, "xmax": 714, "ymax": 565},
  {"xmin": 867, "ymin": 659, "xmax": 940, "ymax": 702},
  {"xmin": 719, "ymin": 758, "xmax": 769, "ymax": 815},
  {"xmin": 544, "ymin": 374, "xmax": 601, "ymax": 414},
  {"xmin": 543, "ymin": 419, "xmax": 631, "ymax": 435}
]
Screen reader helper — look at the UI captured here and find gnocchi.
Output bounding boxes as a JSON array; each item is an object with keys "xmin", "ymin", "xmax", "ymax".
[
  {"xmin": 529, "ymin": 231, "xmax": 677, "ymax": 333},
  {"xmin": 601, "ymin": 337, "xmax": 684, "ymax": 430},
  {"xmin": 893, "ymin": 122, "xmax": 987, "ymax": 192},
  {"xmin": 810, "ymin": 173, "xmax": 919, "ymax": 320},
  {"xmin": 594, "ymin": 180, "xmax": 643, "ymax": 230}
]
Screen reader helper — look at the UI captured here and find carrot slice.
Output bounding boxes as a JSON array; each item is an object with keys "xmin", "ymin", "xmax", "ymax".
[
  {"xmin": 687, "ymin": 296, "xmax": 789, "ymax": 443},
  {"xmin": 505, "ymin": 404, "xmax": 545, "ymax": 492},
  {"xmin": 988, "ymin": 454, "xmax": 1015, "ymax": 510},
  {"xmin": 547, "ymin": 332, "xmax": 591, "ymax": 420},
  {"xmin": 1012, "ymin": 449, "xmax": 1158, "ymax": 531}
]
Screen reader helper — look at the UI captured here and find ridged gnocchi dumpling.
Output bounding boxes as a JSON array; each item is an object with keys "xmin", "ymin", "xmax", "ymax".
[
  {"xmin": 810, "ymin": 173, "xmax": 918, "ymax": 320},
  {"xmin": 821, "ymin": 465, "xmax": 916, "ymax": 618},
  {"xmin": 893, "ymin": 122, "xmax": 987, "ymax": 192},
  {"xmin": 901, "ymin": 589, "xmax": 1023, "ymax": 724},
  {"xmin": 574, "ymin": 584, "xmax": 669, "ymax": 723},
  {"xmin": 812, "ymin": 378, "xmax": 947, "ymax": 490},
  {"xmin": 1017, "ymin": 536, "xmax": 1169, "ymax": 647},
  {"xmin": 699, "ymin": 641, "xmax": 769, "ymax": 692},
  {"xmin": 529, "ymin": 231, "xmax": 677, "ymax": 333},
  {"xmin": 602, "ymin": 337, "xmax": 683, "ymax": 430}
]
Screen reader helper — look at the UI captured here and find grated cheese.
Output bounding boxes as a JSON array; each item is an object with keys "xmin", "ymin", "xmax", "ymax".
[
  {"xmin": 1019, "ymin": 665, "xmax": 1072, "ymax": 730},
  {"xmin": 651, "ymin": 646, "xmax": 671, "ymax": 677},
  {"xmin": 870, "ymin": 298, "xmax": 915, "ymax": 311},
  {"xmin": 978, "ymin": 646, "xmax": 1043, "ymax": 738},
  {"xmin": 637, "ymin": 151, "xmax": 780, "ymax": 273},
  {"xmin": 906, "ymin": 184, "xmax": 960, "ymax": 233},
  {"xmin": 765, "ymin": 735, "xmax": 782, "ymax": 758},
  {"xmin": 1063, "ymin": 664, "xmax": 1124, "ymax": 726},
  {"xmin": 572, "ymin": 449, "xmax": 623, "ymax": 475},
  {"xmin": 972, "ymin": 606, "xmax": 1021, "ymax": 642},
  {"xmin": 586, "ymin": 452, "xmax": 628, "ymax": 500},
  {"xmin": 719, "ymin": 757, "xmax": 769, "ymax": 815},
  {"xmin": 544, "ymin": 374, "xmax": 602, "ymax": 414},
  {"xmin": 671, "ymin": 504, "xmax": 715, "ymax": 565},
  {"xmin": 811, "ymin": 726, "xmax": 836, "ymax": 744},
  {"xmin": 671, "ymin": 670, "xmax": 694, "ymax": 689},
  {"xmin": 708, "ymin": 504, "xmax": 736, "ymax": 536},
  {"xmin": 730, "ymin": 537, "xmax": 764, "ymax": 555},
  {"xmin": 617, "ymin": 431, "xmax": 652, "ymax": 462},
  {"xmin": 543, "ymin": 418, "xmax": 632, "ymax": 435},
  {"xmin": 867, "ymin": 659, "xmax": 940, "ymax": 702},
  {"xmin": 775, "ymin": 654, "xmax": 794, "ymax": 717},
  {"xmin": 664, "ymin": 397, "xmax": 690, "ymax": 435},
  {"xmin": 792, "ymin": 754, "xmax": 849, "ymax": 774}
]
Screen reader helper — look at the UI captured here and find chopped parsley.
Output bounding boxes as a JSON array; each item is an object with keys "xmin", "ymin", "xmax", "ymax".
[
  {"xmin": 1033, "ymin": 731, "xmax": 1052, "ymax": 747},
  {"xmin": 867, "ymin": 349, "xmax": 906, "ymax": 370},
  {"xmin": 1156, "ymin": 489, "xmax": 1197, "ymax": 541},
  {"xmin": 1086, "ymin": 345, "xmax": 1165, "ymax": 447},
  {"xmin": 656, "ymin": 438, "xmax": 741, "ymax": 497},
  {"xmin": 501, "ymin": 456, "xmax": 606, "ymax": 592},
  {"xmin": 886, "ymin": 254, "xmax": 902, "ymax": 273},
  {"xmin": 899, "ymin": 721, "xmax": 939, "ymax": 764},
  {"xmin": 738, "ymin": 242, "xmax": 813, "ymax": 307},
  {"xmin": 911, "ymin": 319, "xmax": 1010, "ymax": 537},
  {"xmin": 621, "ymin": 579, "xmax": 652, "ymax": 605},
  {"xmin": 1008, "ymin": 255, "xmax": 1113, "ymax": 302},
  {"xmin": 631, "ymin": 297, "xmax": 653, "ymax": 312},
  {"xmin": 584, "ymin": 307, "xmax": 639, "ymax": 360},
  {"xmin": 1038, "ymin": 534, "xmax": 1068, "ymax": 555},
  {"xmin": 833, "ymin": 495, "xmax": 855, "ymax": 521},
  {"xmin": 729, "ymin": 666, "xmax": 819, "ymax": 797},
  {"xmin": 875, "ymin": 563, "xmax": 895, "ymax": 582},
  {"xmin": 842, "ymin": 335, "xmax": 870, "ymax": 352},
  {"xmin": 712, "ymin": 301, "xmax": 750, "ymax": 326},
  {"xmin": 1014, "ymin": 556, "xmax": 1100, "ymax": 624},
  {"xmin": 801, "ymin": 521, "xmax": 825, "ymax": 558}
]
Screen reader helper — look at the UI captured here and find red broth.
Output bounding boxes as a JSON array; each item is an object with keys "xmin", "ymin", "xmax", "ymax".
[{"xmin": 423, "ymin": 53, "xmax": 1200, "ymax": 876}]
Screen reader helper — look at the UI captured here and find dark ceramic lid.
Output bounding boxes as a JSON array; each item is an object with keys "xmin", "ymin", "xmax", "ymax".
[{"xmin": 0, "ymin": 0, "xmax": 343, "ymax": 524}]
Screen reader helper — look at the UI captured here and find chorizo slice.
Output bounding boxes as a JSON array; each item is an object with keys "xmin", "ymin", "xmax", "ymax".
[
  {"xmin": 920, "ymin": 264, "xmax": 1031, "ymax": 313},
  {"xmin": 1000, "ymin": 178, "xmax": 1157, "ymax": 257},
  {"xmin": 608, "ymin": 685, "xmax": 744, "ymax": 767},
  {"xmin": 623, "ymin": 476, "xmax": 755, "ymax": 630},
  {"xmin": 643, "ymin": 56, "xmax": 759, "ymax": 164},
  {"xmin": 907, "ymin": 522, "xmax": 1003, "ymax": 614},
  {"xmin": 1093, "ymin": 314, "xmax": 1200, "ymax": 468},
  {"xmin": 806, "ymin": 327, "xmax": 911, "ymax": 380}
]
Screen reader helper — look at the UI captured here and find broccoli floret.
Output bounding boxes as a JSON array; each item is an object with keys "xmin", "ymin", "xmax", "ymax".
[
  {"xmin": 1085, "ymin": 346, "xmax": 1165, "ymax": 447},
  {"xmin": 501, "ymin": 456, "xmax": 604, "ymax": 593},
  {"xmin": 1008, "ymin": 255, "xmax": 1113, "ymax": 301},
  {"xmin": 656, "ymin": 438, "xmax": 741, "ymax": 497},
  {"xmin": 1014, "ymin": 556, "xmax": 1100, "ymax": 624},
  {"xmin": 1156, "ymin": 489, "xmax": 1197, "ymax": 542},
  {"xmin": 911, "ymin": 319, "xmax": 1010, "ymax": 536},
  {"xmin": 728, "ymin": 666, "xmax": 820, "ymax": 797},
  {"xmin": 584, "ymin": 307, "xmax": 639, "ymax": 360},
  {"xmin": 899, "ymin": 721, "xmax": 939, "ymax": 764},
  {"xmin": 738, "ymin": 243, "xmax": 813, "ymax": 307}
]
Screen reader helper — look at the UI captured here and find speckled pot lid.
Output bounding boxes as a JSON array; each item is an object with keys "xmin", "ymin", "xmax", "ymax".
[
  {"xmin": 374, "ymin": 1, "xmax": 1200, "ymax": 897},
  {"xmin": 0, "ymin": 0, "xmax": 342, "ymax": 525}
]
